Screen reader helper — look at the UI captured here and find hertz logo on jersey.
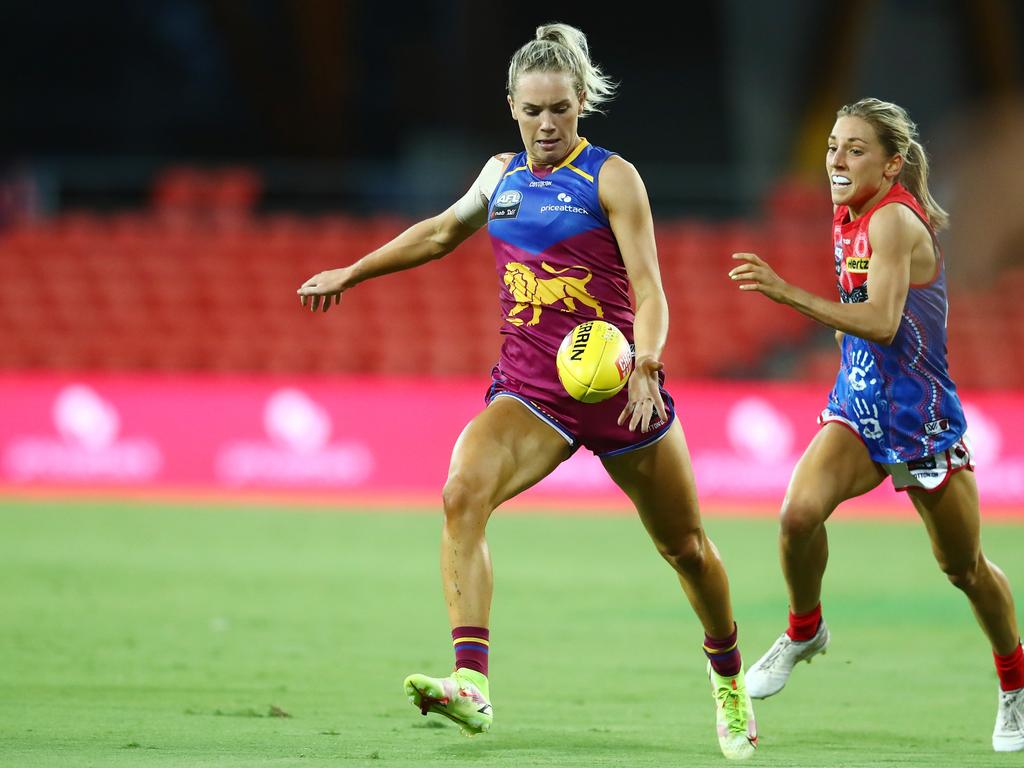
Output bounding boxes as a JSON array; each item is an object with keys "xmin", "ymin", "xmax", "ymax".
[{"xmin": 845, "ymin": 257, "xmax": 870, "ymax": 273}]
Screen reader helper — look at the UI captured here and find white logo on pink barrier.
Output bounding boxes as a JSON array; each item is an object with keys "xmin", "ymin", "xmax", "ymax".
[
  {"xmin": 264, "ymin": 389, "xmax": 331, "ymax": 453},
  {"xmin": 55, "ymin": 385, "xmax": 120, "ymax": 449},
  {"xmin": 693, "ymin": 397, "xmax": 797, "ymax": 495},
  {"xmin": 3, "ymin": 385, "xmax": 162, "ymax": 482},
  {"xmin": 727, "ymin": 397, "xmax": 795, "ymax": 462},
  {"xmin": 962, "ymin": 402, "xmax": 1002, "ymax": 463},
  {"xmin": 959, "ymin": 402, "xmax": 1024, "ymax": 496},
  {"xmin": 216, "ymin": 388, "xmax": 373, "ymax": 487}
]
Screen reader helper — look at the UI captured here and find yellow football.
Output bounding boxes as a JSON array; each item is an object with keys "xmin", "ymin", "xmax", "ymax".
[{"xmin": 556, "ymin": 320, "xmax": 634, "ymax": 403}]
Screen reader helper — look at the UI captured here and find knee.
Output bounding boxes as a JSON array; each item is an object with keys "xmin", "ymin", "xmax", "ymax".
[
  {"xmin": 655, "ymin": 530, "xmax": 708, "ymax": 576},
  {"xmin": 939, "ymin": 557, "xmax": 982, "ymax": 592},
  {"xmin": 779, "ymin": 496, "xmax": 828, "ymax": 543},
  {"xmin": 441, "ymin": 473, "xmax": 491, "ymax": 530}
]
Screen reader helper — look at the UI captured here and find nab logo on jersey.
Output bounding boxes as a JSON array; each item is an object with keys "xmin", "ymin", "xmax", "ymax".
[{"xmin": 491, "ymin": 190, "xmax": 522, "ymax": 220}]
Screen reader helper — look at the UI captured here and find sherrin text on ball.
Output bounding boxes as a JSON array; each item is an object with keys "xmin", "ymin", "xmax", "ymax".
[{"xmin": 556, "ymin": 320, "xmax": 633, "ymax": 403}]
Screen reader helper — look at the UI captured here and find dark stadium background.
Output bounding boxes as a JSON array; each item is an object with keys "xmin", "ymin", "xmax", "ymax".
[{"xmin": 6, "ymin": 1, "xmax": 1022, "ymax": 215}]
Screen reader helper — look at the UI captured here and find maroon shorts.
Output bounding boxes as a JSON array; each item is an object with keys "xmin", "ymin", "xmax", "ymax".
[{"xmin": 485, "ymin": 367, "xmax": 676, "ymax": 457}]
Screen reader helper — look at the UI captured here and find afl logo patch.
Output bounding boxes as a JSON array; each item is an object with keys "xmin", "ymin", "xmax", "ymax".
[
  {"xmin": 495, "ymin": 190, "xmax": 521, "ymax": 207},
  {"xmin": 491, "ymin": 189, "xmax": 522, "ymax": 220}
]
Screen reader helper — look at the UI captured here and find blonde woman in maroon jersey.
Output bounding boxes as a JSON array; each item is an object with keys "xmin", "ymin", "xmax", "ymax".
[{"xmin": 298, "ymin": 22, "xmax": 758, "ymax": 761}]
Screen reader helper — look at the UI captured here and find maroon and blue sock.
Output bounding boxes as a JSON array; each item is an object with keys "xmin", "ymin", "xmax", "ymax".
[
  {"xmin": 787, "ymin": 603, "xmax": 822, "ymax": 642},
  {"xmin": 994, "ymin": 641, "xmax": 1024, "ymax": 692},
  {"xmin": 704, "ymin": 623, "xmax": 742, "ymax": 678},
  {"xmin": 452, "ymin": 626, "xmax": 489, "ymax": 677}
]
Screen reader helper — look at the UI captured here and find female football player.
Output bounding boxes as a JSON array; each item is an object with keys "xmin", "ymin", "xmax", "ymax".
[
  {"xmin": 729, "ymin": 97, "xmax": 1024, "ymax": 752},
  {"xmin": 298, "ymin": 23, "xmax": 756, "ymax": 760}
]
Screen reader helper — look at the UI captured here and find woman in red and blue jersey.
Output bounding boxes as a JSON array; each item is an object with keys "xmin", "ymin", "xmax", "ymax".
[
  {"xmin": 298, "ymin": 23, "xmax": 756, "ymax": 760},
  {"xmin": 729, "ymin": 98, "xmax": 1024, "ymax": 752}
]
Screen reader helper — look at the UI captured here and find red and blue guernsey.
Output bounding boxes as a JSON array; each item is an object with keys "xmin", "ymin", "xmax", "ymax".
[
  {"xmin": 823, "ymin": 182, "xmax": 966, "ymax": 464},
  {"xmin": 484, "ymin": 138, "xmax": 673, "ymax": 455}
]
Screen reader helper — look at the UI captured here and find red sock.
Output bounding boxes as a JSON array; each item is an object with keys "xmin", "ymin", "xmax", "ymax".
[
  {"xmin": 994, "ymin": 641, "xmax": 1024, "ymax": 692},
  {"xmin": 787, "ymin": 603, "xmax": 822, "ymax": 642},
  {"xmin": 452, "ymin": 626, "xmax": 489, "ymax": 676}
]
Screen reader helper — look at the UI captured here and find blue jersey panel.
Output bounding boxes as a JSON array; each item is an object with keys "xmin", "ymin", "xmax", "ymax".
[{"xmin": 487, "ymin": 140, "xmax": 613, "ymax": 255}]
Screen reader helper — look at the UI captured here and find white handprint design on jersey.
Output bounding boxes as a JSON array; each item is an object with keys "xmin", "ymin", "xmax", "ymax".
[
  {"xmin": 852, "ymin": 397, "xmax": 884, "ymax": 440},
  {"xmin": 847, "ymin": 349, "xmax": 878, "ymax": 393}
]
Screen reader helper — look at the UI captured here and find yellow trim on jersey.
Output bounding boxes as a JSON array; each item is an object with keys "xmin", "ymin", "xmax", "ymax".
[
  {"xmin": 453, "ymin": 637, "xmax": 490, "ymax": 646},
  {"xmin": 554, "ymin": 137, "xmax": 590, "ymax": 171},
  {"xmin": 503, "ymin": 165, "xmax": 529, "ymax": 178},
  {"xmin": 564, "ymin": 163, "xmax": 594, "ymax": 182},
  {"xmin": 525, "ymin": 137, "xmax": 592, "ymax": 176}
]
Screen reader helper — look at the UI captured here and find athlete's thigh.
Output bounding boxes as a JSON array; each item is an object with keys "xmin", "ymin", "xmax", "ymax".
[
  {"xmin": 447, "ymin": 396, "xmax": 573, "ymax": 509},
  {"xmin": 786, "ymin": 423, "xmax": 888, "ymax": 519},
  {"xmin": 600, "ymin": 421, "xmax": 701, "ymax": 539},
  {"xmin": 908, "ymin": 470, "xmax": 981, "ymax": 568}
]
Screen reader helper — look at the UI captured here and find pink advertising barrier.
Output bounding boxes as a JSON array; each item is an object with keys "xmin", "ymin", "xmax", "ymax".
[{"xmin": 1, "ymin": 373, "xmax": 1022, "ymax": 515}]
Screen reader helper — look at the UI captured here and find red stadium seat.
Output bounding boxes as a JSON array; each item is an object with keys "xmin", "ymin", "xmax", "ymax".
[{"xmin": 0, "ymin": 203, "xmax": 1019, "ymax": 388}]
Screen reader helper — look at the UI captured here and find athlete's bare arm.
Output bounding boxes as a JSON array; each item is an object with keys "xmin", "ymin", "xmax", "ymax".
[
  {"xmin": 599, "ymin": 156, "xmax": 669, "ymax": 431},
  {"xmin": 729, "ymin": 204, "xmax": 930, "ymax": 345},
  {"xmin": 296, "ymin": 207, "xmax": 477, "ymax": 312},
  {"xmin": 297, "ymin": 154, "xmax": 512, "ymax": 312}
]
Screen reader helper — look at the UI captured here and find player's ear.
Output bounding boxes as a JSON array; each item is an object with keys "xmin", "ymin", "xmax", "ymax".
[
  {"xmin": 885, "ymin": 154, "xmax": 903, "ymax": 180},
  {"xmin": 507, "ymin": 94, "xmax": 516, "ymax": 120}
]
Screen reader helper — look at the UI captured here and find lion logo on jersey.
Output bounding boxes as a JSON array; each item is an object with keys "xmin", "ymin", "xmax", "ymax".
[{"xmin": 503, "ymin": 261, "xmax": 604, "ymax": 326}]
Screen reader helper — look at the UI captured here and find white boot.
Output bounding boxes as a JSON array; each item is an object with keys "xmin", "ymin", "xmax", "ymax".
[
  {"xmin": 993, "ymin": 686, "xmax": 1024, "ymax": 752},
  {"xmin": 745, "ymin": 621, "xmax": 830, "ymax": 699}
]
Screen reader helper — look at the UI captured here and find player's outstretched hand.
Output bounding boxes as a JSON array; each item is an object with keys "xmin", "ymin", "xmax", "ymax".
[
  {"xmin": 617, "ymin": 355, "xmax": 668, "ymax": 433},
  {"xmin": 297, "ymin": 268, "xmax": 351, "ymax": 312},
  {"xmin": 728, "ymin": 252, "xmax": 789, "ymax": 303}
]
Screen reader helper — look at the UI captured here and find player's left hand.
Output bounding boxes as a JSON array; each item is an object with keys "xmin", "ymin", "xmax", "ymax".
[
  {"xmin": 617, "ymin": 355, "xmax": 668, "ymax": 432},
  {"xmin": 729, "ymin": 252, "xmax": 789, "ymax": 303}
]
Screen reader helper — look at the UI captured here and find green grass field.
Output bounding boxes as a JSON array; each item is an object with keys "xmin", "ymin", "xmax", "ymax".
[{"xmin": 2, "ymin": 498, "xmax": 1022, "ymax": 768}]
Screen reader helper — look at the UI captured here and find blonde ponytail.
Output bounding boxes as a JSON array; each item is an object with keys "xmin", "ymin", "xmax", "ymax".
[
  {"xmin": 901, "ymin": 138, "xmax": 949, "ymax": 231},
  {"xmin": 507, "ymin": 23, "xmax": 617, "ymax": 117}
]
